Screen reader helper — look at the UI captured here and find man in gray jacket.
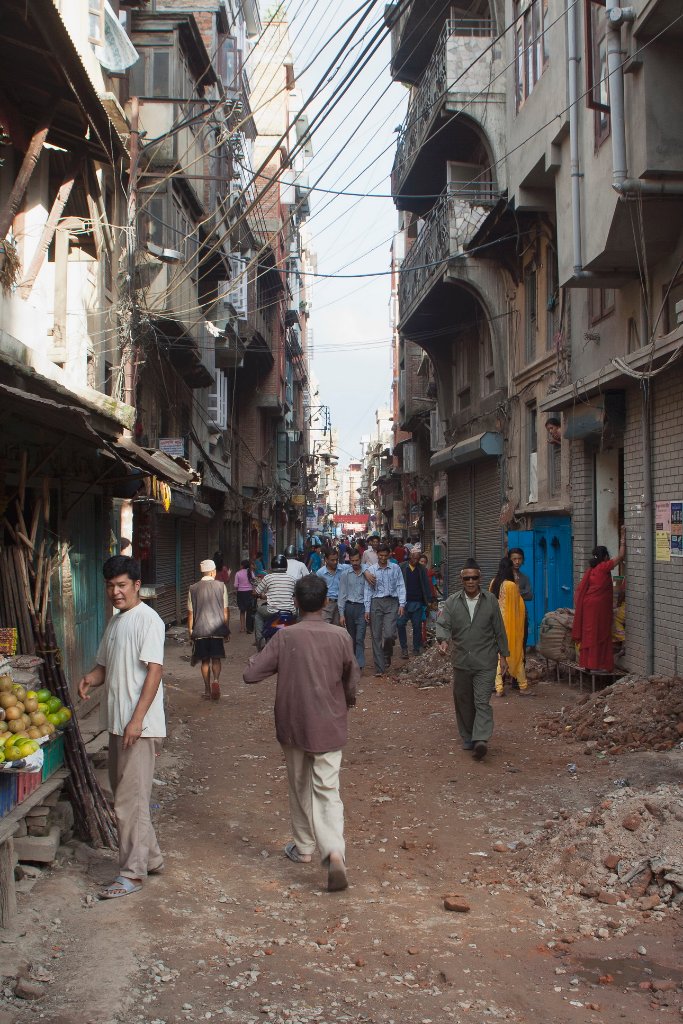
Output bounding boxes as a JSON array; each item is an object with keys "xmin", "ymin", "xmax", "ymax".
[{"xmin": 436, "ymin": 558, "xmax": 509, "ymax": 760}]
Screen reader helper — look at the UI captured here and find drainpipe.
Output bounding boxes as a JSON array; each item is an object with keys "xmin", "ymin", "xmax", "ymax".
[
  {"xmin": 566, "ymin": 0, "xmax": 606, "ymax": 280},
  {"xmin": 608, "ymin": 2, "xmax": 683, "ymax": 197},
  {"xmin": 567, "ymin": 0, "xmax": 584, "ymax": 277},
  {"xmin": 641, "ymin": 380, "xmax": 655, "ymax": 675}
]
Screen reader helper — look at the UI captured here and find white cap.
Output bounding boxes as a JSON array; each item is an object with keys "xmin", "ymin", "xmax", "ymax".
[{"xmin": 200, "ymin": 559, "xmax": 216, "ymax": 574}]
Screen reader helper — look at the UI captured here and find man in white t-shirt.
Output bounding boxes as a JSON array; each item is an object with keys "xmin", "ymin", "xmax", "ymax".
[
  {"xmin": 285, "ymin": 545, "xmax": 309, "ymax": 582},
  {"xmin": 79, "ymin": 555, "xmax": 165, "ymax": 899}
]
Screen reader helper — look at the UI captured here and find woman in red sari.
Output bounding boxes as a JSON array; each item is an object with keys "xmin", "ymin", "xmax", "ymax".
[{"xmin": 572, "ymin": 526, "xmax": 626, "ymax": 671}]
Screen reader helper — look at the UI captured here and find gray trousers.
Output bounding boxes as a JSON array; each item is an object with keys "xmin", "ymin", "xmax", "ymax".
[
  {"xmin": 109, "ymin": 735, "xmax": 163, "ymax": 879},
  {"xmin": 343, "ymin": 601, "xmax": 366, "ymax": 668},
  {"xmin": 370, "ymin": 596, "xmax": 398, "ymax": 672},
  {"xmin": 452, "ymin": 668, "xmax": 496, "ymax": 743},
  {"xmin": 322, "ymin": 599, "xmax": 340, "ymax": 626}
]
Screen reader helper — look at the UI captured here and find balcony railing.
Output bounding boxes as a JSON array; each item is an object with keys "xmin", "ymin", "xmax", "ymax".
[
  {"xmin": 392, "ymin": 18, "xmax": 496, "ymax": 195},
  {"xmin": 398, "ymin": 187, "xmax": 492, "ymax": 325}
]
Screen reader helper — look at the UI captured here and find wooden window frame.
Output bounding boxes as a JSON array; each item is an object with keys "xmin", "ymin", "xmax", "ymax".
[
  {"xmin": 481, "ymin": 325, "xmax": 496, "ymax": 395},
  {"xmin": 548, "ymin": 435, "xmax": 562, "ymax": 497},
  {"xmin": 589, "ymin": 288, "xmax": 616, "ymax": 325},
  {"xmin": 584, "ymin": 0, "xmax": 611, "ymax": 146},
  {"xmin": 128, "ymin": 45, "xmax": 173, "ymax": 100},
  {"xmin": 524, "ymin": 263, "xmax": 538, "ymax": 363},
  {"xmin": 454, "ymin": 343, "xmax": 471, "ymax": 411},
  {"xmin": 88, "ymin": 0, "xmax": 104, "ymax": 47},
  {"xmin": 514, "ymin": 0, "xmax": 549, "ymax": 111},
  {"xmin": 527, "ymin": 403, "xmax": 538, "ymax": 503},
  {"xmin": 545, "ymin": 246, "xmax": 559, "ymax": 352}
]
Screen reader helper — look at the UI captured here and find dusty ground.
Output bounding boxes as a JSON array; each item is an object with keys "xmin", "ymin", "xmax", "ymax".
[{"xmin": 1, "ymin": 626, "xmax": 682, "ymax": 1024}]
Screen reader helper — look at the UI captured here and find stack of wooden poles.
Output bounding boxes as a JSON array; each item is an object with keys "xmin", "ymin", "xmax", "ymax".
[{"xmin": 0, "ymin": 456, "xmax": 117, "ymax": 848}]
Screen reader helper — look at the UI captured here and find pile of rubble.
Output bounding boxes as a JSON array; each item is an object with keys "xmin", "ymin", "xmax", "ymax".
[
  {"xmin": 537, "ymin": 674, "xmax": 683, "ymax": 753},
  {"xmin": 391, "ymin": 647, "xmax": 553, "ymax": 689},
  {"xmin": 390, "ymin": 644, "xmax": 451, "ymax": 687},
  {"xmin": 499, "ymin": 783, "xmax": 683, "ymax": 933}
]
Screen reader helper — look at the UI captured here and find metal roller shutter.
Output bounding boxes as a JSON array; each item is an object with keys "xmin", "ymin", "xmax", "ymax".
[
  {"xmin": 473, "ymin": 460, "xmax": 503, "ymax": 590},
  {"xmin": 179, "ymin": 520, "xmax": 196, "ymax": 621},
  {"xmin": 195, "ymin": 523, "xmax": 210, "ymax": 566},
  {"xmin": 447, "ymin": 467, "xmax": 473, "ymax": 595},
  {"xmin": 155, "ymin": 515, "xmax": 177, "ymax": 624}
]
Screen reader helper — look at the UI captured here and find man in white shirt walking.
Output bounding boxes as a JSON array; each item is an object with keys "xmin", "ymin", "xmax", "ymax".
[{"xmin": 79, "ymin": 556, "xmax": 166, "ymax": 898}]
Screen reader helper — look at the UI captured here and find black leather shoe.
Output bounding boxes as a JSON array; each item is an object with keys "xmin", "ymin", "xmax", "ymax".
[{"xmin": 473, "ymin": 741, "xmax": 488, "ymax": 760}]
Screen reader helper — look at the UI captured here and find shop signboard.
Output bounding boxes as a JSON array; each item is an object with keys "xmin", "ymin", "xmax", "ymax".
[{"xmin": 159, "ymin": 437, "xmax": 185, "ymax": 458}]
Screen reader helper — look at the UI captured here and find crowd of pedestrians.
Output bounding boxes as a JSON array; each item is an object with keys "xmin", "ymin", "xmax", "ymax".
[{"xmin": 81, "ymin": 523, "xmax": 624, "ymax": 901}]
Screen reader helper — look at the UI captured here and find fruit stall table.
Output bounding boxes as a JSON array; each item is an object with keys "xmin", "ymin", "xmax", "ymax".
[{"xmin": 0, "ymin": 768, "xmax": 68, "ymax": 928}]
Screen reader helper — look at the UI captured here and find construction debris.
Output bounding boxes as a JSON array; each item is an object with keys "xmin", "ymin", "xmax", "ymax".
[
  {"xmin": 537, "ymin": 674, "xmax": 683, "ymax": 753},
  {"xmin": 497, "ymin": 783, "xmax": 683, "ymax": 936},
  {"xmin": 390, "ymin": 644, "xmax": 451, "ymax": 687}
]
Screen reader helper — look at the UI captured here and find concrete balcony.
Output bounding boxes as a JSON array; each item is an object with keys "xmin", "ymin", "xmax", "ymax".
[
  {"xmin": 398, "ymin": 188, "xmax": 490, "ymax": 329},
  {"xmin": 392, "ymin": 19, "xmax": 502, "ymax": 212},
  {"xmin": 389, "ymin": 1, "xmax": 452, "ymax": 86}
]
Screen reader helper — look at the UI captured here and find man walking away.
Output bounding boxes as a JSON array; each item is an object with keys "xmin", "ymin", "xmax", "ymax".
[
  {"xmin": 398, "ymin": 547, "xmax": 432, "ymax": 658},
  {"xmin": 338, "ymin": 548, "xmax": 372, "ymax": 668},
  {"xmin": 316, "ymin": 548, "xmax": 350, "ymax": 625},
  {"xmin": 254, "ymin": 554, "xmax": 297, "ymax": 647},
  {"xmin": 243, "ymin": 575, "xmax": 359, "ymax": 892},
  {"xmin": 79, "ymin": 556, "xmax": 165, "ymax": 898},
  {"xmin": 364, "ymin": 543, "xmax": 406, "ymax": 677},
  {"xmin": 436, "ymin": 558, "xmax": 509, "ymax": 761},
  {"xmin": 187, "ymin": 558, "xmax": 230, "ymax": 701}
]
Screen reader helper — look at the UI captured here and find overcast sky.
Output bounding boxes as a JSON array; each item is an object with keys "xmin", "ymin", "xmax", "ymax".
[{"xmin": 288, "ymin": 2, "xmax": 407, "ymax": 464}]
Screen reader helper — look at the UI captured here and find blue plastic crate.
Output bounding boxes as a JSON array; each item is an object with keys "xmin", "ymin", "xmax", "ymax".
[{"xmin": 0, "ymin": 772, "xmax": 17, "ymax": 818}]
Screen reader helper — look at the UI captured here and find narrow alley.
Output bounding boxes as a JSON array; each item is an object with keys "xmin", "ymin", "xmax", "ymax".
[{"xmin": 1, "ymin": 629, "xmax": 681, "ymax": 1024}]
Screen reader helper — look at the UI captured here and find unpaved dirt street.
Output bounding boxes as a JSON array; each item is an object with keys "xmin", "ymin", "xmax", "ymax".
[{"xmin": 1, "ymin": 628, "xmax": 682, "ymax": 1024}]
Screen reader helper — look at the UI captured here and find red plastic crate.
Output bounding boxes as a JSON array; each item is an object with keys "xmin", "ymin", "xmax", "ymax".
[{"xmin": 16, "ymin": 770, "xmax": 41, "ymax": 804}]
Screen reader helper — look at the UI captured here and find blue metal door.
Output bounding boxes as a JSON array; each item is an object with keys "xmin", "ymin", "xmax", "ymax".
[{"xmin": 508, "ymin": 518, "xmax": 573, "ymax": 646}]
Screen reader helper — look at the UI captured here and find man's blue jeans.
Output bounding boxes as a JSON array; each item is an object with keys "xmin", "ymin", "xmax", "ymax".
[
  {"xmin": 343, "ymin": 601, "xmax": 366, "ymax": 669},
  {"xmin": 397, "ymin": 601, "xmax": 424, "ymax": 654}
]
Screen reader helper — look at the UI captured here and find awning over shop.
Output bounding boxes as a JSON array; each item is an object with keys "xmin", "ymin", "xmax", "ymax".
[
  {"xmin": 192, "ymin": 501, "xmax": 214, "ymax": 521},
  {"xmin": 430, "ymin": 432, "xmax": 503, "ymax": 472},
  {"xmin": 114, "ymin": 437, "xmax": 197, "ymax": 488},
  {"xmin": 0, "ymin": 0, "xmax": 128, "ymax": 160},
  {"xmin": 0, "ymin": 382, "xmax": 103, "ymax": 446}
]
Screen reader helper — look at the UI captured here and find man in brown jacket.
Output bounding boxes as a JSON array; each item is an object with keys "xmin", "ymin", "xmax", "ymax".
[{"xmin": 243, "ymin": 573, "xmax": 359, "ymax": 891}]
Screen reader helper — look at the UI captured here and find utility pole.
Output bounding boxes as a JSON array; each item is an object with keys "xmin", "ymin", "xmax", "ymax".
[
  {"xmin": 123, "ymin": 96, "xmax": 140, "ymax": 416},
  {"xmin": 120, "ymin": 96, "xmax": 140, "ymax": 549}
]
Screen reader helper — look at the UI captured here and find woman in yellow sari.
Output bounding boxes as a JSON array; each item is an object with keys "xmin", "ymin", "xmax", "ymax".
[{"xmin": 489, "ymin": 557, "xmax": 527, "ymax": 696}]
